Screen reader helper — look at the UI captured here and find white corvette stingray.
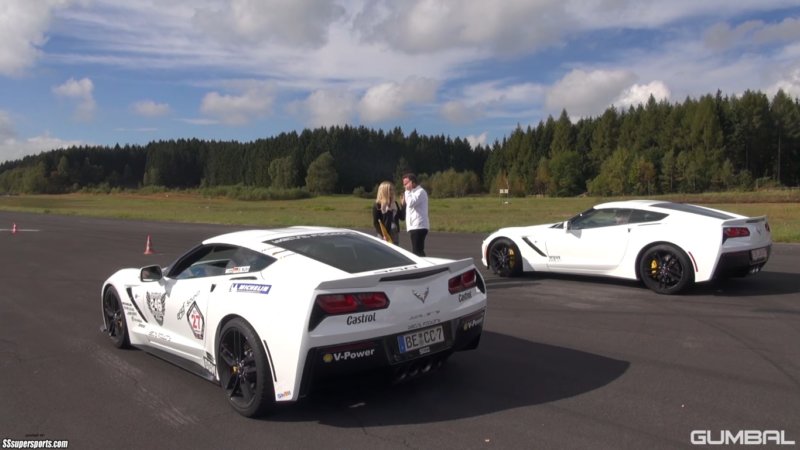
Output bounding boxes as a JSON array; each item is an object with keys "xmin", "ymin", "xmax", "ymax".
[
  {"xmin": 481, "ymin": 200, "xmax": 771, "ymax": 294},
  {"xmin": 101, "ymin": 227, "xmax": 487, "ymax": 417}
]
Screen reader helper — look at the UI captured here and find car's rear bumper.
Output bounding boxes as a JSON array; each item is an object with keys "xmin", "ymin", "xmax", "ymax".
[
  {"xmin": 712, "ymin": 245, "xmax": 771, "ymax": 279},
  {"xmin": 298, "ymin": 308, "xmax": 486, "ymax": 397}
]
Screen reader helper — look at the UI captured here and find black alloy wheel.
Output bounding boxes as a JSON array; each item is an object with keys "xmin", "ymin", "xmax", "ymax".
[
  {"xmin": 217, "ymin": 318, "xmax": 275, "ymax": 417},
  {"xmin": 639, "ymin": 244, "xmax": 693, "ymax": 295},
  {"xmin": 103, "ymin": 287, "xmax": 130, "ymax": 348},
  {"xmin": 489, "ymin": 238, "xmax": 523, "ymax": 277}
]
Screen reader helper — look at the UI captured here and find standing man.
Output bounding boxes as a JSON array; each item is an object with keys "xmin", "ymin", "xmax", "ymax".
[{"xmin": 402, "ymin": 173, "xmax": 429, "ymax": 256}]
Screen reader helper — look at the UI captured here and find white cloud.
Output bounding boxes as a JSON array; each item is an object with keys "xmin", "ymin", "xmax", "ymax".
[
  {"xmin": 0, "ymin": 0, "xmax": 70, "ymax": 76},
  {"xmin": 546, "ymin": 69, "xmax": 637, "ymax": 118},
  {"xmin": 466, "ymin": 131, "xmax": 488, "ymax": 149},
  {"xmin": 354, "ymin": 0, "xmax": 571, "ymax": 55},
  {"xmin": 52, "ymin": 77, "xmax": 96, "ymax": 121},
  {"xmin": 441, "ymin": 101, "xmax": 484, "ymax": 124},
  {"xmin": 0, "ymin": 111, "xmax": 15, "ymax": 140},
  {"xmin": 193, "ymin": 0, "xmax": 345, "ymax": 48},
  {"xmin": 358, "ymin": 77, "xmax": 438, "ymax": 123},
  {"xmin": 767, "ymin": 67, "xmax": 800, "ymax": 99},
  {"xmin": 132, "ymin": 100, "xmax": 171, "ymax": 117},
  {"xmin": 614, "ymin": 81, "xmax": 671, "ymax": 108},
  {"xmin": 291, "ymin": 89, "xmax": 358, "ymax": 128},
  {"xmin": 200, "ymin": 86, "xmax": 274, "ymax": 125},
  {"xmin": 0, "ymin": 110, "xmax": 82, "ymax": 162}
]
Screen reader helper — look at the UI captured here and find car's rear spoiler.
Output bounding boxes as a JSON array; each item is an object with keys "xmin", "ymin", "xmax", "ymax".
[
  {"xmin": 315, "ymin": 258, "xmax": 475, "ymax": 290},
  {"xmin": 721, "ymin": 215, "xmax": 767, "ymax": 226}
]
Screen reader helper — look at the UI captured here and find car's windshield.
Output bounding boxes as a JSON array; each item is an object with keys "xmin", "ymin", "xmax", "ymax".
[{"xmin": 266, "ymin": 232, "xmax": 416, "ymax": 274}]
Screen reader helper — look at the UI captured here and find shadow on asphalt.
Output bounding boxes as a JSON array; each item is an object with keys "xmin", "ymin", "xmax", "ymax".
[{"xmin": 269, "ymin": 331, "xmax": 629, "ymax": 426}]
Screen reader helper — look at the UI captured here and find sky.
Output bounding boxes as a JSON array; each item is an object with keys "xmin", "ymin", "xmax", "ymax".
[{"xmin": 1, "ymin": 0, "xmax": 799, "ymax": 163}]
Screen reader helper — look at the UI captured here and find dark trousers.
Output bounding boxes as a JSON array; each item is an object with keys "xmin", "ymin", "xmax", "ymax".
[{"xmin": 409, "ymin": 229, "xmax": 428, "ymax": 256}]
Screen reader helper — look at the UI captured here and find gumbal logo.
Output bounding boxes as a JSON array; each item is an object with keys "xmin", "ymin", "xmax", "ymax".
[{"xmin": 690, "ymin": 430, "xmax": 795, "ymax": 446}]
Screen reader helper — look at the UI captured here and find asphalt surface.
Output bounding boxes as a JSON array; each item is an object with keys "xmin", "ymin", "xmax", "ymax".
[{"xmin": 1, "ymin": 211, "xmax": 799, "ymax": 449}]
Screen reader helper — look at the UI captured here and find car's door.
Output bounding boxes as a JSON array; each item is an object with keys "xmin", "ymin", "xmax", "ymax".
[
  {"xmin": 545, "ymin": 208, "xmax": 632, "ymax": 271},
  {"xmin": 130, "ymin": 244, "xmax": 238, "ymax": 364}
]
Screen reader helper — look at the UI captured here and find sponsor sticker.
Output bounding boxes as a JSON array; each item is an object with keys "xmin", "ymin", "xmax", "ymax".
[
  {"xmin": 230, "ymin": 283, "xmax": 272, "ymax": 294},
  {"xmin": 187, "ymin": 302, "xmax": 205, "ymax": 340},
  {"xmin": 322, "ymin": 348, "xmax": 376, "ymax": 363},
  {"xmin": 346, "ymin": 312, "xmax": 376, "ymax": 325},
  {"xmin": 225, "ymin": 265, "xmax": 251, "ymax": 274},
  {"xmin": 463, "ymin": 316, "xmax": 484, "ymax": 331},
  {"xmin": 276, "ymin": 390, "xmax": 292, "ymax": 400},
  {"xmin": 146, "ymin": 292, "xmax": 166, "ymax": 325}
]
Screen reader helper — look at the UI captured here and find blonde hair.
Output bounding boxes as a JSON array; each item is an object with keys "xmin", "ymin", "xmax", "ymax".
[{"xmin": 375, "ymin": 181, "xmax": 397, "ymax": 212}]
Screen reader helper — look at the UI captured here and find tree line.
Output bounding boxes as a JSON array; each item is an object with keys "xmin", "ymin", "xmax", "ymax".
[{"xmin": 1, "ymin": 89, "xmax": 798, "ymax": 198}]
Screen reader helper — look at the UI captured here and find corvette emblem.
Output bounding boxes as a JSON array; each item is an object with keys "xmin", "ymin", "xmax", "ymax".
[{"xmin": 412, "ymin": 287, "xmax": 429, "ymax": 304}]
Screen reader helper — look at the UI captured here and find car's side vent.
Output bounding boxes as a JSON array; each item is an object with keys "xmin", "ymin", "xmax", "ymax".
[{"xmin": 522, "ymin": 237, "xmax": 546, "ymax": 257}]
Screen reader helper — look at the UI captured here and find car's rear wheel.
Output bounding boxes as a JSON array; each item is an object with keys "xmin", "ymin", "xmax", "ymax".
[
  {"xmin": 639, "ymin": 244, "xmax": 693, "ymax": 295},
  {"xmin": 488, "ymin": 238, "xmax": 523, "ymax": 277},
  {"xmin": 217, "ymin": 318, "xmax": 275, "ymax": 417},
  {"xmin": 102, "ymin": 287, "xmax": 130, "ymax": 348}
]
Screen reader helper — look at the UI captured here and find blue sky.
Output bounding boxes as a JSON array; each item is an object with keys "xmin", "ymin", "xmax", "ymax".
[{"xmin": 1, "ymin": 0, "xmax": 799, "ymax": 163}]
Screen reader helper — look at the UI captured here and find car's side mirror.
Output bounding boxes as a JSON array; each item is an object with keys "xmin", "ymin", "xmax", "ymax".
[
  {"xmin": 564, "ymin": 220, "xmax": 571, "ymax": 232},
  {"xmin": 140, "ymin": 265, "xmax": 163, "ymax": 282}
]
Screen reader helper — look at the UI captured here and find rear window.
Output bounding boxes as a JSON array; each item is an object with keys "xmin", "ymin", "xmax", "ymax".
[
  {"xmin": 652, "ymin": 202, "xmax": 735, "ymax": 220},
  {"xmin": 266, "ymin": 232, "xmax": 416, "ymax": 274}
]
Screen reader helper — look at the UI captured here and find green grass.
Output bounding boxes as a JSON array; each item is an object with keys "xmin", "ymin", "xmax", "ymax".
[{"xmin": 1, "ymin": 190, "xmax": 798, "ymax": 242}]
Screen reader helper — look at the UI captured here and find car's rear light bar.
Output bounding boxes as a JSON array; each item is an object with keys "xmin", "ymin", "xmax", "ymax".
[
  {"xmin": 723, "ymin": 226, "xmax": 750, "ymax": 242},
  {"xmin": 448, "ymin": 269, "xmax": 478, "ymax": 294}
]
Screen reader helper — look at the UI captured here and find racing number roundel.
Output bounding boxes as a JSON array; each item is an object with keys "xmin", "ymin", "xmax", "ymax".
[{"xmin": 187, "ymin": 302, "xmax": 204, "ymax": 340}]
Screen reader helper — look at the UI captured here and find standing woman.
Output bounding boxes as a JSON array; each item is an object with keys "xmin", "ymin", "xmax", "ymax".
[{"xmin": 372, "ymin": 181, "xmax": 402, "ymax": 245}]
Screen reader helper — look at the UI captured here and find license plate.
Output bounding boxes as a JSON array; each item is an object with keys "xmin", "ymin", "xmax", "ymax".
[
  {"xmin": 751, "ymin": 247, "xmax": 768, "ymax": 261},
  {"xmin": 397, "ymin": 326, "xmax": 444, "ymax": 353}
]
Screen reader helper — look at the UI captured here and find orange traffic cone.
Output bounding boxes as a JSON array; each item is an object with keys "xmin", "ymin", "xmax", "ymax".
[
  {"xmin": 144, "ymin": 235, "xmax": 155, "ymax": 254},
  {"xmin": 11, "ymin": 223, "xmax": 17, "ymax": 235}
]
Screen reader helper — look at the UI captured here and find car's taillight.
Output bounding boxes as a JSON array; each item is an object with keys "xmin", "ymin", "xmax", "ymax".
[
  {"xmin": 310, "ymin": 292, "xmax": 390, "ymax": 331},
  {"xmin": 449, "ymin": 269, "xmax": 477, "ymax": 294},
  {"xmin": 315, "ymin": 292, "xmax": 389, "ymax": 315},
  {"xmin": 723, "ymin": 227, "xmax": 750, "ymax": 240}
]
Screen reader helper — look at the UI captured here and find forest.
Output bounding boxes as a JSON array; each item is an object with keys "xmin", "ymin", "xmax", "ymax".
[{"xmin": 0, "ymin": 89, "xmax": 798, "ymax": 198}]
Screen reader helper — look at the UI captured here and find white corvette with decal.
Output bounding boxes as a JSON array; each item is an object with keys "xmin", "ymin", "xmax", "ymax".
[{"xmin": 101, "ymin": 227, "xmax": 487, "ymax": 417}]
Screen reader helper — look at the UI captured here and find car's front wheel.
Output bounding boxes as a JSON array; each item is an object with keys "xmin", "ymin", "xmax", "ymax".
[
  {"xmin": 639, "ymin": 244, "xmax": 693, "ymax": 295},
  {"xmin": 217, "ymin": 318, "xmax": 275, "ymax": 417},
  {"xmin": 488, "ymin": 238, "xmax": 523, "ymax": 277},
  {"xmin": 102, "ymin": 287, "xmax": 130, "ymax": 348}
]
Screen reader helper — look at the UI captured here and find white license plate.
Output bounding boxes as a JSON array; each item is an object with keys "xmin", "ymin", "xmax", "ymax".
[
  {"xmin": 751, "ymin": 247, "xmax": 768, "ymax": 261},
  {"xmin": 397, "ymin": 326, "xmax": 444, "ymax": 353}
]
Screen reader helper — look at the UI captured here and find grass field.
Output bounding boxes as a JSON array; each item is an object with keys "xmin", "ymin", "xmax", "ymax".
[{"xmin": 1, "ymin": 191, "xmax": 798, "ymax": 242}]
